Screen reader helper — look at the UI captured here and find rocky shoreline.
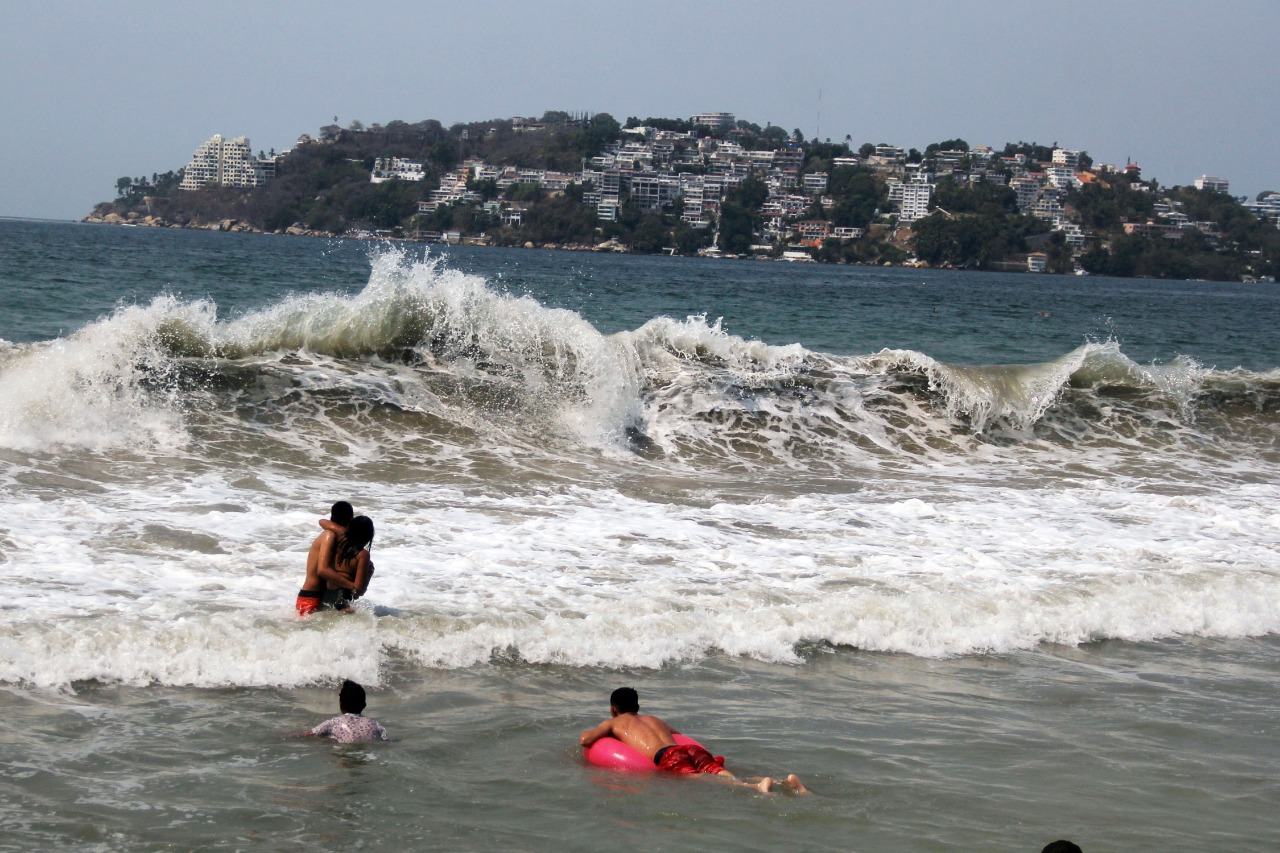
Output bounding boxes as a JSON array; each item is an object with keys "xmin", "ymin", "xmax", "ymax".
[
  {"xmin": 83, "ymin": 209, "xmax": 321, "ymax": 237},
  {"xmin": 80, "ymin": 214, "xmax": 1042, "ymax": 272},
  {"xmin": 80, "ymin": 212, "xmax": 709, "ymax": 255}
]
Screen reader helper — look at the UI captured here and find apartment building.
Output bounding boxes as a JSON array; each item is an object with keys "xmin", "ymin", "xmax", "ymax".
[
  {"xmin": 1051, "ymin": 148, "xmax": 1081, "ymax": 170},
  {"xmin": 1044, "ymin": 165, "xmax": 1077, "ymax": 190},
  {"xmin": 933, "ymin": 150, "xmax": 968, "ymax": 172},
  {"xmin": 370, "ymin": 157, "xmax": 424, "ymax": 183},
  {"xmin": 1031, "ymin": 190, "xmax": 1066, "ymax": 227},
  {"xmin": 1011, "ymin": 176, "xmax": 1041, "ymax": 211},
  {"xmin": 773, "ymin": 147, "xmax": 805, "ymax": 171},
  {"xmin": 629, "ymin": 173, "xmax": 681, "ymax": 210},
  {"xmin": 803, "ymin": 172, "xmax": 829, "ymax": 194},
  {"xmin": 1244, "ymin": 192, "xmax": 1280, "ymax": 222},
  {"xmin": 179, "ymin": 134, "xmax": 270, "ymax": 190},
  {"xmin": 1194, "ymin": 175, "xmax": 1230, "ymax": 193},
  {"xmin": 690, "ymin": 112, "xmax": 736, "ymax": 130},
  {"xmin": 899, "ymin": 182, "xmax": 933, "ymax": 223}
]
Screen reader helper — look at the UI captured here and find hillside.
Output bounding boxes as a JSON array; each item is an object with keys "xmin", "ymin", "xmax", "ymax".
[{"xmin": 85, "ymin": 112, "xmax": 1280, "ymax": 281}]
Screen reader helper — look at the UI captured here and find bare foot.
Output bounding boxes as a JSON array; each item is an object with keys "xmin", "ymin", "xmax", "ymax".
[
  {"xmin": 782, "ymin": 774, "xmax": 809, "ymax": 794},
  {"xmin": 754, "ymin": 776, "xmax": 774, "ymax": 793}
]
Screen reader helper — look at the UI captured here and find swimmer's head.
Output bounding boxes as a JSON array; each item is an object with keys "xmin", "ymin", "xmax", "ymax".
[
  {"xmin": 347, "ymin": 516, "xmax": 374, "ymax": 550},
  {"xmin": 339, "ymin": 679, "xmax": 366, "ymax": 714},
  {"xmin": 335, "ymin": 516, "xmax": 375, "ymax": 565},
  {"xmin": 610, "ymin": 687, "xmax": 639, "ymax": 715},
  {"xmin": 330, "ymin": 501, "xmax": 354, "ymax": 526}
]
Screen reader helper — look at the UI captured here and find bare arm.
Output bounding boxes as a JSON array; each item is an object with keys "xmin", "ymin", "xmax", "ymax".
[
  {"xmin": 315, "ymin": 530, "xmax": 357, "ymax": 590},
  {"xmin": 579, "ymin": 718, "xmax": 615, "ymax": 747},
  {"xmin": 353, "ymin": 553, "xmax": 374, "ymax": 598}
]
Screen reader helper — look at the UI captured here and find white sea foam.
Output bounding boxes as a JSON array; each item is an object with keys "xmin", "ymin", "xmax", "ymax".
[
  {"xmin": 0, "ymin": 296, "xmax": 213, "ymax": 451},
  {"xmin": 0, "ymin": 248, "xmax": 649, "ymax": 454},
  {"xmin": 3, "ymin": 454, "xmax": 1279, "ymax": 687}
]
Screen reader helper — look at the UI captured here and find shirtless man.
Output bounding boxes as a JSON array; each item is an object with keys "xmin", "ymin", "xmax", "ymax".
[
  {"xmin": 578, "ymin": 687, "xmax": 807, "ymax": 794},
  {"xmin": 295, "ymin": 501, "xmax": 359, "ymax": 616}
]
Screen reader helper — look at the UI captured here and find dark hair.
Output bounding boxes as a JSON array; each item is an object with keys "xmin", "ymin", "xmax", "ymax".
[
  {"xmin": 610, "ymin": 687, "xmax": 639, "ymax": 714},
  {"xmin": 336, "ymin": 516, "xmax": 374, "ymax": 566},
  {"xmin": 339, "ymin": 679, "xmax": 366, "ymax": 714},
  {"xmin": 331, "ymin": 501, "xmax": 354, "ymax": 525},
  {"xmin": 1041, "ymin": 842, "xmax": 1083, "ymax": 853}
]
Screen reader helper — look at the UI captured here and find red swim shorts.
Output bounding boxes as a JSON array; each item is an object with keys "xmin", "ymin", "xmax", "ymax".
[
  {"xmin": 296, "ymin": 590, "xmax": 322, "ymax": 616},
  {"xmin": 655, "ymin": 743, "xmax": 726, "ymax": 776}
]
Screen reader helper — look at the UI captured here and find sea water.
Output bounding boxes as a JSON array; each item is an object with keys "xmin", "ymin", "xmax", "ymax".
[{"xmin": 0, "ymin": 219, "xmax": 1277, "ymax": 851}]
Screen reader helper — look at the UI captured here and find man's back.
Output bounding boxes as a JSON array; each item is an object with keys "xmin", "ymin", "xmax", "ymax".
[
  {"xmin": 610, "ymin": 713, "xmax": 677, "ymax": 760},
  {"xmin": 301, "ymin": 525, "xmax": 340, "ymax": 592}
]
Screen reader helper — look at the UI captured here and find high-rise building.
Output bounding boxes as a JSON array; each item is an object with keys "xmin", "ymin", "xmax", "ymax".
[
  {"xmin": 179, "ymin": 135, "xmax": 270, "ymax": 190},
  {"xmin": 899, "ymin": 182, "xmax": 933, "ymax": 223}
]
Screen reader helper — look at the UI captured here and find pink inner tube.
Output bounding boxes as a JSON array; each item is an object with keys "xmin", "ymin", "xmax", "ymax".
[{"xmin": 583, "ymin": 733, "xmax": 718, "ymax": 772}]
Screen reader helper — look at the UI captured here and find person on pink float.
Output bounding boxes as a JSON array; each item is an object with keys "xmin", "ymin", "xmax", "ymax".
[{"xmin": 578, "ymin": 687, "xmax": 807, "ymax": 793}]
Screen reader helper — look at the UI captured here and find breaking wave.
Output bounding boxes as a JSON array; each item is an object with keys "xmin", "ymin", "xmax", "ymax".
[{"xmin": 2, "ymin": 247, "xmax": 1276, "ymax": 473}]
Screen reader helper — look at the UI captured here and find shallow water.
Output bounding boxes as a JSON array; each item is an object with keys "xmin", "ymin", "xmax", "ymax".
[{"xmin": 5, "ymin": 639, "xmax": 1278, "ymax": 852}]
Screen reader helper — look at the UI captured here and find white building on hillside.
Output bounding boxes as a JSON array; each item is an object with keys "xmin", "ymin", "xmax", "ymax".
[
  {"xmin": 1194, "ymin": 175, "xmax": 1230, "ymax": 193},
  {"xmin": 899, "ymin": 182, "xmax": 933, "ymax": 223},
  {"xmin": 690, "ymin": 112, "xmax": 735, "ymax": 130},
  {"xmin": 803, "ymin": 172, "xmax": 829, "ymax": 194},
  {"xmin": 1244, "ymin": 192, "xmax": 1280, "ymax": 222},
  {"xmin": 1051, "ymin": 148, "xmax": 1081, "ymax": 170},
  {"xmin": 1012, "ymin": 176, "xmax": 1041, "ymax": 210},
  {"xmin": 1045, "ymin": 164, "xmax": 1077, "ymax": 190},
  {"xmin": 370, "ymin": 157, "xmax": 425, "ymax": 183},
  {"xmin": 180, "ymin": 134, "xmax": 270, "ymax": 190}
]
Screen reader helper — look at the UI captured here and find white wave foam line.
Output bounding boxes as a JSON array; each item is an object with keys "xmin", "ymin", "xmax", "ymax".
[
  {"xmin": 0, "ymin": 613, "xmax": 386, "ymax": 689},
  {"xmin": 4, "ymin": 457, "xmax": 1280, "ymax": 684},
  {"xmin": 369, "ymin": 567, "xmax": 1280, "ymax": 667},
  {"xmin": 359, "ymin": 480, "xmax": 1280, "ymax": 664}
]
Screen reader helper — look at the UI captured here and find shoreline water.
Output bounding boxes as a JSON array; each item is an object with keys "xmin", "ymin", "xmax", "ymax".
[
  {"xmin": 74, "ymin": 215, "xmax": 1280, "ymax": 281},
  {"xmin": 5, "ymin": 638, "xmax": 1278, "ymax": 852}
]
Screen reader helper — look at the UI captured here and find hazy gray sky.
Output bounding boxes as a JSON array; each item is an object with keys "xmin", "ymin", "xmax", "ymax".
[{"xmin": 3, "ymin": 0, "xmax": 1276, "ymax": 220}]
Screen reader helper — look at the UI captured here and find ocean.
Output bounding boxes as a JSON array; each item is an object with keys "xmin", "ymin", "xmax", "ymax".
[{"xmin": 1, "ymin": 218, "xmax": 1277, "ymax": 852}]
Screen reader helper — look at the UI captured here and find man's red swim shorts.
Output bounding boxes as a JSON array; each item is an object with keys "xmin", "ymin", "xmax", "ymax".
[
  {"xmin": 654, "ymin": 743, "xmax": 726, "ymax": 775},
  {"xmin": 296, "ymin": 589, "xmax": 322, "ymax": 616}
]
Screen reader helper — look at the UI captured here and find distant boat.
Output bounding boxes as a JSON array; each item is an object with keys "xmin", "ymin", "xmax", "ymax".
[{"xmin": 1074, "ymin": 267, "xmax": 1089, "ymax": 276}]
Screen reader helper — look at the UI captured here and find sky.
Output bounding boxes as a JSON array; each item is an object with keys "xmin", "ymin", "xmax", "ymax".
[{"xmin": 2, "ymin": 0, "xmax": 1277, "ymax": 221}]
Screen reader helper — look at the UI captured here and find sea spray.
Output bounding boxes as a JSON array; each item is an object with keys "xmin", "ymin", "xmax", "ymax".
[{"xmin": 0, "ymin": 295, "xmax": 214, "ymax": 451}]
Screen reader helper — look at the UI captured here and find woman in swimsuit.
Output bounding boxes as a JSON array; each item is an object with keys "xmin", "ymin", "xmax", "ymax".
[{"xmin": 328, "ymin": 515, "xmax": 375, "ymax": 609}]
